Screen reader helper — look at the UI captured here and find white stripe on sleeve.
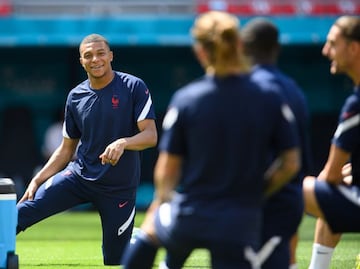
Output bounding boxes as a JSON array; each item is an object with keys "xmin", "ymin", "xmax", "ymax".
[
  {"xmin": 137, "ymin": 94, "xmax": 153, "ymax": 122},
  {"xmin": 334, "ymin": 114, "xmax": 360, "ymax": 139},
  {"xmin": 62, "ymin": 122, "xmax": 70, "ymax": 138}
]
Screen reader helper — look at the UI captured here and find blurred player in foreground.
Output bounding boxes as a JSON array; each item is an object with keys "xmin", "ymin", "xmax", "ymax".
[
  {"xmin": 121, "ymin": 10, "xmax": 300, "ymax": 269},
  {"xmin": 303, "ymin": 15, "xmax": 360, "ymax": 269},
  {"xmin": 16, "ymin": 33, "xmax": 157, "ymax": 265},
  {"xmin": 241, "ymin": 18, "xmax": 311, "ymax": 269}
]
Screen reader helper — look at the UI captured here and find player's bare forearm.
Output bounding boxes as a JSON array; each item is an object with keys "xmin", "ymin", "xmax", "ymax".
[
  {"xmin": 18, "ymin": 144, "xmax": 75, "ymax": 203},
  {"xmin": 33, "ymin": 146, "xmax": 74, "ymax": 185},
  {"xmin": 124, "ymin": 120, "xmax": 158, "ymax": 151},
  {"xmin": 264, "ymin": 148, "xmax": 300, "ymax": 197},
  {"xmin": 317, "ymin": 144, "xmax": 350, "ymax": 184}
]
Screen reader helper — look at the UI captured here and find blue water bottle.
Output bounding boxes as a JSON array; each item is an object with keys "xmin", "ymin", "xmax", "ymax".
[{"xmin": 0, "ymin": 178, "xmax": 18, "ymax": 269}]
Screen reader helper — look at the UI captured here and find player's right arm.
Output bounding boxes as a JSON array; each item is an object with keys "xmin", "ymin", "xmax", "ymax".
[
  {"xmin": 317, "ymin": 144, "xmax": 350, "ymax": 184},
  {"xmin": 18, "ymin": 137, "xmax": 79, "ymax": 203}
]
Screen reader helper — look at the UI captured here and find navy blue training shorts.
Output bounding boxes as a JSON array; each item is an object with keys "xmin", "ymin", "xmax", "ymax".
[
  {"xmin": 314, "ymin": 180, "xmax": 360, "ymax": 233},
  {"xmin": 154, "ymin": 200, "xmax": 261, "ymax": 269},
  {"xmin": 17, "ymin": 169, "xmax": 136, "ymax": 265}
]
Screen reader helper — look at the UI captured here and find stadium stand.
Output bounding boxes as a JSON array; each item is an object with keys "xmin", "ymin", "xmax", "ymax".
[
  {"xmin": 0, "ymin": 0, "xmax": 11, "ymax": 16},
  {"xmin": 9, "ymin": 0, "xmax": 360, "ymax": 16},
  {"xmin": 11, "ymin": 0, "xmax": 195, "ymax": 15},
  {"xmin": 196, "ymin": 0, "xmax": 360, "ymax": 15}
]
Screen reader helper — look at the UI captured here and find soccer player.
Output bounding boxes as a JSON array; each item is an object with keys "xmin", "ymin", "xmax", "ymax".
[
  {"xmin": 302, "ymin": 15, "xmax": 360, "ymax": 269},
  {"xmin": 121, "ymin": 11, "xmax": 300, "ymax": 269},
  {"xmin": 241, "ymin": 18, "xmax": 311, "ymax": 269},
  {"xmin": 16, "ymin": 33, "xmax": 158, "ymax": 265}
]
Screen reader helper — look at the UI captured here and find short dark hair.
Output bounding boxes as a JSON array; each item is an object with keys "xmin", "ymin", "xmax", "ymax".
[
  {"xmin": 241, "ymin": 17, "xmax": 279, "ymax": 62},
  {"xmin": 79, "ymin": 33, "xmax": 110, "ymax": 54}
]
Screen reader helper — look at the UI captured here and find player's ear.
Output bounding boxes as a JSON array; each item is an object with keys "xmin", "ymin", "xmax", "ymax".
[{"xmin": 349, "ymin": 40, "xmax": 360, "ymax": 56}]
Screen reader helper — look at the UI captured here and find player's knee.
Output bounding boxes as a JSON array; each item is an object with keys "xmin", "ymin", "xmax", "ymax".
[
  {"xmin": 302, "ymin": 177, "xmax": 319, "ymax": 216},
  {"xmin": 303, "ymin": 176, "xmax": 315, "ymax": 196}
]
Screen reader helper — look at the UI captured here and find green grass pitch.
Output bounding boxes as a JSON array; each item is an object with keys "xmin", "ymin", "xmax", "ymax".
[{"xmin": 16, "ymin": 211, "xmax": 360, "ymax": 268}]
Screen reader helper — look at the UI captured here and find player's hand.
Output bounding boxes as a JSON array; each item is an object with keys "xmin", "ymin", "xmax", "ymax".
[
  {"xmin": 341, "ymin": 163, "xmax": 352, "ymax": 185},
  {"xmin": 99, "ymin": 138, "xmax": 127, "ymax": 166},
  {"xmin": 18, "ymin": 180, "xmax": 39, "ymax": 203},
  {"xmin": 342, "ymin": 163, "xmax": 352, "ymax": 177}
]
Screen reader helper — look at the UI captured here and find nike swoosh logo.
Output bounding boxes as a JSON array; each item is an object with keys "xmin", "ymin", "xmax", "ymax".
[{"xmin": 119, "ymin": 201, "xmax": 128, "ymax": 208}]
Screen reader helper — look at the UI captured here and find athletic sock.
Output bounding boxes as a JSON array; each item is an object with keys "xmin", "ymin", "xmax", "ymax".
[
  {"xmin": 159, "ymin": 261, "xmax": 170, "ymax": 269},
  {"xmin": 308, "ymin": 243, "xmax": 334, "ymax": 269},
  {"xmin": 122, "ymin": 231, "xmax": 158, "ymax": 269},
  {"xmin": 289, "ymin": 264, "xmax": 298, "ymax": 269}
]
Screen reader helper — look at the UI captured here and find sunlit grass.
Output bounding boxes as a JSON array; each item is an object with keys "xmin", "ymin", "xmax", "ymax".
[{"xmin": 16, "ymin": 211, "xmax": 360, "ymax": 268}]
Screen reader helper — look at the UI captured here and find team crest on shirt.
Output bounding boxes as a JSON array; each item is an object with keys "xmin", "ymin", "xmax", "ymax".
[{"xmin": 112, "ymin": 95, "xmax": 119, "ymax": 109}]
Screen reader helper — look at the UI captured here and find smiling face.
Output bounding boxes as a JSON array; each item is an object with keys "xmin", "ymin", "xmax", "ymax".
[
  {"xmin": 79, "ymin": 40, "xmax": 114, "ymax": 88},
  {"xmin": 322, "ymin": 24, "xmax": 353, "ymax": 75}
]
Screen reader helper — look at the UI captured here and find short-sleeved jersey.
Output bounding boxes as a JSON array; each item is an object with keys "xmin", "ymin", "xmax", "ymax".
[
  {"xmin": 160, "ymin": 74, "xmax": 298, "ymax": 208},
  {"xmin": 250, "ymin": 64, "xmax": 311, "ymax": 185},
  {"xmin": 332, "ymin": 87, "xmax": 360, "ymax": 186},
  {"xmin": 63, "ymin": 71, "xmax": 156, "ymax": 190}
]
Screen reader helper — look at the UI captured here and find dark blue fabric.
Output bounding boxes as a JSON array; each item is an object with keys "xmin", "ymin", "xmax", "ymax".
[
  {"xmin": 155, "ymin": 73, "xmax": 299, "ymax": 268},
  {"xmin": 315, "ymin": 180, "xmax": 360, "ymax": 232},
  {"xmin": 64, "ymin": 71, "xmax": 156, "ymax": 189},
  {"xmin": 332, "ymin": 87, "xmax": 360, "ymax": 186},
  {"xmin": 250, "ymin": 64, "xmax": 310, "ymax": 269},
  {"xmin": 160, "ymin": 74, "xmax": 298, "ymax": 206},
  {"xmin": 122, "ymin": 235, "xmax": 158, "ymax": 269},
  {"xmin": 17, "ymin": 168, "xmax": 136, "ymax": 265}
]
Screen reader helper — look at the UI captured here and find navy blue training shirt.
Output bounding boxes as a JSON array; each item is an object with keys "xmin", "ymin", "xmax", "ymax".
[
  {"xmin": 333, "ymin": 86, "xmax": 360, "ymax": 186},
  {"xmin": 160, "ymin": 74, "xmax": 299, "ymax": 206},
  {"xmin": 250, "ymin": 64, "xmax": 311, "ymax": 184},
  {"xmin": 63, "ymin": 71, "xmax": 156, "ymax": 190}
]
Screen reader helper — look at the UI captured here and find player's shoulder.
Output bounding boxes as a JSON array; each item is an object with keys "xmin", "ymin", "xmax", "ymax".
[
  {"xmin": 115, "ymin": 70, "xmax": 139, "ymax": 80},
  {"xmin": 250, "ymin": 65, "xmax": 274, "ymax": 80},
  {"xmin": 172, "ymin": 75, "xmax": 213, "ymax": 101},
  {"xmin": 347, "ymin": 88, "xmax": 360, "ymax": 104},
  {"xmin": 113, "ymin": 71, "xmax": 148, "ymax": 90},
  {"xmin": 342, "ymin": 89, "xmax": 360, "ymax": 113},
  {"xmin": 250, "ymin": 66, "xmax": 280, "ymax": 92},
  {"xmin": 68, "ymin": 80, "xmax": 90, "ymax": 96}
]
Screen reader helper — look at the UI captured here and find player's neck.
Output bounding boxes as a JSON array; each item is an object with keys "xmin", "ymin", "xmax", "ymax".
[{"xmin": 89, "ymin": 71, "xmax": 115, "ymax": 90}]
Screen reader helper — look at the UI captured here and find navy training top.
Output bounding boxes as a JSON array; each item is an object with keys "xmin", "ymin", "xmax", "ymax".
[
  {"xmin": 159, "ymin": 74, "xmax": 299, "ymax": 207},
  {"xmin": 250, "ymin": 64, "xmax": 311, "ymax": 187},
  {"xmin": 333, "ymin": 86, "xmax": 360, "ymax": 186},
  {"xmin": 63, "ymin": 71, "xmax": 156, "ymax": 190}
]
